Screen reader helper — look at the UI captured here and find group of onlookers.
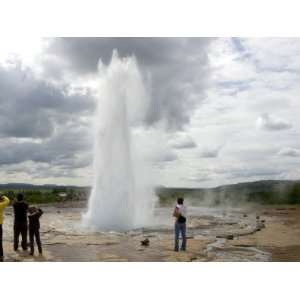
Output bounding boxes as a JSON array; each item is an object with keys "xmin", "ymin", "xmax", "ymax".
[
  {"xmin": 0, "ymin": 193, "xmax": 43, "ymax": 262},
  {"xmin": 0, "ymin": 193, "xmax": 188, "ymax": 261}
]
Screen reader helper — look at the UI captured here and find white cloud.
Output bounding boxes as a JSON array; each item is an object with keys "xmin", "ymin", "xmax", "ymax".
[
  {"xmin": 278, "ymin": 147, "xmax": 300, "ymax": 157},
  {"xmin": 155, "ymin": 151, "xmax": 178, "ymax": 163},
  {"xmin": 2, "ymin": 37, "xmax": 300, "ymax": 188},
  {"xmin": 256, "ymin": 113, "xmax": 292, "ymax": 131},
  {"xmin": 242, "ymin": 38, "xmax": 300, "ymax": 72},
  {"xmin": 198, "ymin": 146, "xmax": 222, "ymax": 158},
  {"xmin": 170, "ymin": 134, "xmax": 197, "ymax": 149}
]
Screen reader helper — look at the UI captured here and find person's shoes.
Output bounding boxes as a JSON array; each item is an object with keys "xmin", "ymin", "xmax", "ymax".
[
  {"xmin": 0, "ymin": 256, "xmax": 4, "ymax": 262},
  {"xmin": 29, "ymin": 252, "xmax": 34, "ymax": 256},
  {"xmin": 174, "ymin": 249, "xmax": 179, "ymax": 252}
]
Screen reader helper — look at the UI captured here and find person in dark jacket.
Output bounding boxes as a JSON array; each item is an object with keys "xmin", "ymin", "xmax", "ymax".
[
  {"xmin": 13, "ymin": 193, "xmax": 28, "ymax": 251},
  {"xmin": 28, "ymin": 207, "xmax": 43, "ymax": 256}
]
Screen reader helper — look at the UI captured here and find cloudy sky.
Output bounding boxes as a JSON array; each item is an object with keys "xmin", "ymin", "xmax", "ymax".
[{"xmin": 1, "ymin": 37, "xmax": 300, "ymax": 188}]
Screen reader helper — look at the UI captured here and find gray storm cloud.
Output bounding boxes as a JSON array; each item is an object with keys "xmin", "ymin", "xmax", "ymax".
[
  {"xmin": 43, "ymin": 37, "xmax": 213, "ymax": 130},
  {"xmin": 0, "ymin": 63, "xmax": 95, "ymax": 139},
  {"xmin": 0, "ymin": 125, "xmax": 92, "ymax": 167},
  {"xmin": 0, "ymin": 38, "xmax": 213, "ymax": 182},
  {"xmin": 2, "ymin": 37, "xmax": 300, "ymax": 186},
  {"xmin": 0, "ymin": 61, "xmax": 94, "ymax": 173}
]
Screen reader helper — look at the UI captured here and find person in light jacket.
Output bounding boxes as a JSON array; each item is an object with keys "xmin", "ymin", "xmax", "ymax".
[
  {"xmin": 173, "ymin": 197, "xmax": 187, "ymax": 252},
  {"xmin": 0, "ymin": 195, "xmax": 10, "ymax": 262}
]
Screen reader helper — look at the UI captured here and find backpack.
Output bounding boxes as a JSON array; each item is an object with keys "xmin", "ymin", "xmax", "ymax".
[{"xmin": 177, "ymin": 215, "xmax": 186, "ymax": 223}]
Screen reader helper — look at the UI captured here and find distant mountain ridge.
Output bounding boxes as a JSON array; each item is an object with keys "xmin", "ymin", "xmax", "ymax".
[
  {"xmin": 0, "ymin": 183, "xmax": 87, "ymax": 190},
  {"xmin": 1, "ymin": 179, "xmax": 300, "ymax": 205},
  {"xmin": 156, "ymin": 179, "xmax": 300, "ymax": 205}
]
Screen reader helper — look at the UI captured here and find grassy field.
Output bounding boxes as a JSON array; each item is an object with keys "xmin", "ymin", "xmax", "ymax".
[{"xmin": 0, "ymin": 186, "xmax": 89, "ymax": 204}]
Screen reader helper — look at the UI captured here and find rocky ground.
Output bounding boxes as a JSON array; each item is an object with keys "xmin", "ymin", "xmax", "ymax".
[{"xmin": 2, "ymin": 202, "xmax": 300, "ymax": 262}]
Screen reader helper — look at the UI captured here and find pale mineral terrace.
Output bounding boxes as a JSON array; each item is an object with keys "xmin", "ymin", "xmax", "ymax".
[{"xmin": 2, "ymin": 203, "xmax": 300, "ymax": 262}]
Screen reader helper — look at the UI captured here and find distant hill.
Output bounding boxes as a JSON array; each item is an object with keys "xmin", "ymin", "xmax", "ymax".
[
  {"xmin": 156, "ymin": 180, "xmax": 300, "ymax": 205},
  {"xmin": 2, "ymin": 180, "xmax": 300, "ymax": 205},
  {"xmin": 0, "ymin": 183, "xmax": 90, "ymax": 204},
  {"xmin": 0, "ymin": 183, "xmax": 88, "ymax": 190}
]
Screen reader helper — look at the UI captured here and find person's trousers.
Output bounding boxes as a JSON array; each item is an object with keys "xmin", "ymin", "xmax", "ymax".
[
  {"xmin": 0, "ymin": 224, "xmax": 3, "ymax": 259},
  {"xmin": 14, "ymin": 223, "xmax": 28, "ymax": 251},
  {"xmin": 29, "ymin": 228, "xmax": 42, "ymax": 255},
  {"xmin": 174, "ymin": 222, "xmax": 187, "ymax": 251}
]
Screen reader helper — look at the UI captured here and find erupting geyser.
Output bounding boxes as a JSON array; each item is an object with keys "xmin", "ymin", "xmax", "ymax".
[{"xmin": 83, "ymin": 50, "xmax": 154, "ymax": 231}]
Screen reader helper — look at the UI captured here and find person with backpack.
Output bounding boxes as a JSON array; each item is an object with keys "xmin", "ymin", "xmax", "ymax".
[{"xmin": 173, "ymin": 197, "xmax": 187, "ymax": 252}]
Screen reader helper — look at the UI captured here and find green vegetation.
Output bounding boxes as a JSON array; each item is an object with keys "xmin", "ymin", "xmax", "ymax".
[
  {"xmin": 0, "ymin": 184, "xmax": 90, "ymax": 204},
  {"xmin": 1, "ymin": 179, "xmax": 300, "ymax": 205}
]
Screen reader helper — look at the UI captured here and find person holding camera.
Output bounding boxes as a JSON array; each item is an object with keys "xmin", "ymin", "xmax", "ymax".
[
  {"xmin": 0, "ymin": 195, "xmax": 10, "ymax": 262},
  {"xmin": 28, "ymin": 206, "xmax": 43, "ymax": 256},
  {"xmin": 13, "ymin": 193, "xmax": 29, "ymax": 251}
]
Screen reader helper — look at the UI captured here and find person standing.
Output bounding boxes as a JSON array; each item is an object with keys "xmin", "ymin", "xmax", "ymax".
[
  {"xmin": 28, "ymin": 206, "xmax": 43, "ymax": 256},
  {"xmin": 13, "ymin": 193, "xmax": 28, "ymax": 251},
  {"xmin": 0, "ymin": 195, "xmax": 10, "ymax": 262},
  {"xmin": 173, "ymin": 197, "xmax": 187, "ymax": 252}
]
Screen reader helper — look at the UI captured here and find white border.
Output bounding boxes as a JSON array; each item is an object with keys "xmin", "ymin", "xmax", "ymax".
[
  {"xmin": 0, "ymin": 0, "xmax": 300, "ymax": 36},
  {"xmin": 1, "ymin": 262, "xmax": 300, "ymax": 299},
  {"xmin": 0, "ymin": 1, "xmax": 300, "ymax": 299}
]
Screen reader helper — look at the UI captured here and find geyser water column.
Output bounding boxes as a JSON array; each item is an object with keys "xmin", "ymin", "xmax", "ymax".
[{"xmin": 83, "ymin": 50, "xmax": 154, "ymax": 231}]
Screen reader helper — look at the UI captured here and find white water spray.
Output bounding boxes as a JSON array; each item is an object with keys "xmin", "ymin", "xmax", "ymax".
[{"xmin": 83, "ymin": 50, "xmax": 155, "ymax": 231}]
